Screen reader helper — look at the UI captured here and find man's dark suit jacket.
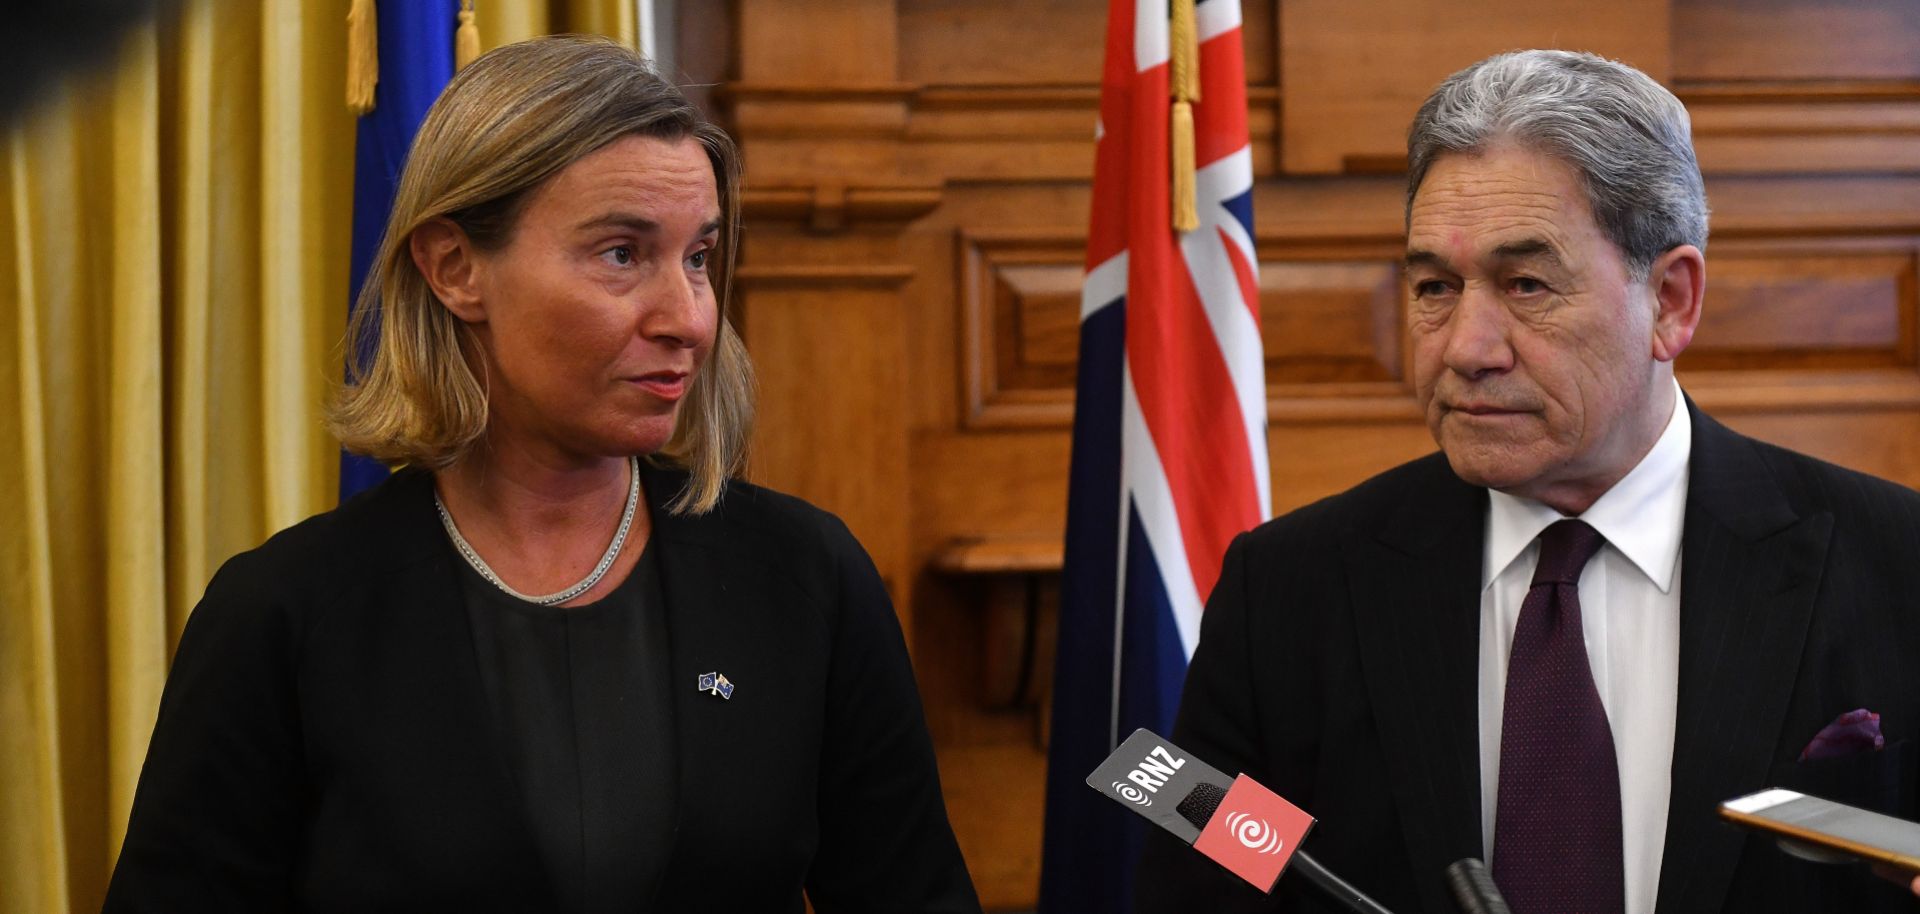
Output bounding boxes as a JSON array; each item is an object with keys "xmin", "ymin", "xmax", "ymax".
[
  {"xmin": 1136, "ymin": 405, "xmax": 1920, "ymax": 913},
  {"xmin": 104, "ymin": 463, "xmax": 981, "ymax": 913}
]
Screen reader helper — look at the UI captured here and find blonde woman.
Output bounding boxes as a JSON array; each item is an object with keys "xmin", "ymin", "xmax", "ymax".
[{"xmin": 105, "ymin": 36, "xmax": 979, "ymax": 914}]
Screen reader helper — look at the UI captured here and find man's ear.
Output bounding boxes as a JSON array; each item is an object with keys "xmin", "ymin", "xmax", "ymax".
[
  {"xmin": 410, "ymin": 217, "xmax": 486, "ymax": 323},
  {"xmin": 1649, "ymin": 244, "xmax": 1705, "ymax": 363}
]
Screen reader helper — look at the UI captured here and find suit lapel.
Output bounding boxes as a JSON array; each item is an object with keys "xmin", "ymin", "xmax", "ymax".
[
  {"xmin": 1654, "ymin": 408, "xmax": 1831, "ymax": 914},
  {"xmin": 1345, "ymin": 457, "xmax": 1489, "ymax": 914}
]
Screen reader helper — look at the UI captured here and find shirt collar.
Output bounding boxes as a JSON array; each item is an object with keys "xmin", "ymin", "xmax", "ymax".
[{"xmin": 1483, "ymin": 379, "xmax": 1692, "ymax": 593}]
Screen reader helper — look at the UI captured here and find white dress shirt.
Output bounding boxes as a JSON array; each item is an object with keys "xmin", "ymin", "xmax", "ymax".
[{"xmin": 1478, "ymin": 381, "xmax": 1691, "ymax": 914}]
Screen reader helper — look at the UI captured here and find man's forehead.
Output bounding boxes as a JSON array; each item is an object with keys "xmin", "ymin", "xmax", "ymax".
[
  {"xmin": 1407, "ymin": 149, "xmax": 1597, "ymax": 261},
  {"xmin": 1407, "ymin": 234, "xmax": 1566, "ymax": 264}
]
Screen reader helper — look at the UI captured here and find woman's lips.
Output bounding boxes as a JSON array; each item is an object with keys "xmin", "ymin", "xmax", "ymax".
[{"xmin": 627, "ymin": 372, "xmax": 689, "ymax": 400}]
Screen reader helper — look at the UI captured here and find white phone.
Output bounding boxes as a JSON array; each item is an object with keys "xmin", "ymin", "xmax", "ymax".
[{"xmin": 1721, "ymin": 788, "xmax": 1920, "ymax": 873}]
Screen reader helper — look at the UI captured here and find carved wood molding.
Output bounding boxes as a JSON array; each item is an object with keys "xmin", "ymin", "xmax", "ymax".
[
  {"xmin": 1682, "ymin": 369, "xmax": 1920, "ymax": 413},
  {"xmin": 956, "ymin": 228, "xmax": 1920, "ymax": 430},
  {"xmin": 733, "ymin": 263, "xmax": 917, "ymax": 289},
  {"xmin": 724, "ymin": 82, "xmax": 921, "ymax": 102},
  {"xmin": 742, "ymin": 185, "xmax": 943, "ymax": 231},
  {"xmin": 725, "ymin": 81, "xmax": 1277, "ymax": 185},
  {"xmin": 957, "ymin": 228, "xmax": 1424, "ymax": 430},
  {"xmin": 1677, "ymin": 80, "xmax": 1920, "ymax": 104}
]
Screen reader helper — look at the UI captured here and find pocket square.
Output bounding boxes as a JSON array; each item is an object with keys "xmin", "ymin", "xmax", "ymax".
[{"xmin": 1800, "ymin": 708, "xmax": 1884, "ymax": 761}]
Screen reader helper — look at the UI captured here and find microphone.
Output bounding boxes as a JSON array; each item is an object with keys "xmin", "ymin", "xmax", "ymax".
[
  {"xmin": 1444, "ymin": 858, "xmax": 1512, "ymax": 914},
  {"xmin": 1089, "ymin": 728, "xmax": 1398, "ymax": 914}
]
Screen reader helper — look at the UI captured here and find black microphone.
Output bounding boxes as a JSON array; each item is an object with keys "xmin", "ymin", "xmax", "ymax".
[
  {"xmin": 1167, "ymin": 774, "xmax": 1397, "ymax": 914},
  {"xmin": 1089, "ymin": 728, "xmax": 1398, "ymax": 914},
  {"xmin": 1444, "ymin": 858, "xmax": 1513, "ymax": 914}
]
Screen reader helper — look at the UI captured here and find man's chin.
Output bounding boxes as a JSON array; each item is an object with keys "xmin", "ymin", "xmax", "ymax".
[{"xmin": 1441, "ymin": 448, "xmax": 1543, "ymax": 492}]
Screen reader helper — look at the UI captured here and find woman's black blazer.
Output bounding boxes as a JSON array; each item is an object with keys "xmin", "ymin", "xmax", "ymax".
[{"xmin": 103, "ymin": 464, "xmax": 981, "ymax": 913}]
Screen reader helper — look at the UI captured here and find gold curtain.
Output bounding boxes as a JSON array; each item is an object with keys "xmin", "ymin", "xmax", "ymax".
[{"xmin": 0, "ymin": 2, "xmax": 638, "ymax": 911}]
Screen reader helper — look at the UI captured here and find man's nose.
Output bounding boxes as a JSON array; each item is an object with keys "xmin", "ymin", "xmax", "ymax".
[{"xmin": 1441, "ymin": 285, "xmax": 1515, "ymax": 379}]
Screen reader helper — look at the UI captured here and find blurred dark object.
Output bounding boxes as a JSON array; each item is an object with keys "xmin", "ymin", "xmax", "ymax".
[{"xmin": 1, "ymin": 0, "xmax": 175, "ymax": 124}]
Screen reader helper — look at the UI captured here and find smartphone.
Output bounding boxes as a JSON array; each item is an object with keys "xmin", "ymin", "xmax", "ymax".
[{"xmin": 1721, "ymin": 788, "xmax": 1920, "ymax": 872}]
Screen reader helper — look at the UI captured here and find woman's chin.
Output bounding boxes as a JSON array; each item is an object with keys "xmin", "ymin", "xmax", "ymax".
[{"xmin": 609, "ymin": 417, "xmax": 681, "ymax": 457}]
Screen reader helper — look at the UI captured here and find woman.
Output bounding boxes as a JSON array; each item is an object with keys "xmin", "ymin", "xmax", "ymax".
[{"xmin": 104, "ymin": 35, "xmax": 980, "ymax": 913}]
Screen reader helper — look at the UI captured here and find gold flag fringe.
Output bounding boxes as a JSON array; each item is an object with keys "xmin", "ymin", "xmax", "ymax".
[
  {"xmin": 456, "ymin": 1, "xmax": 480, "ymax": 70},
  {"xmin": 346, "ymin": 0, "xmax": 378, "ymax": 115}
]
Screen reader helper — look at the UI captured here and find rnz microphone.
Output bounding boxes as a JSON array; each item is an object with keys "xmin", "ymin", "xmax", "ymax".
[{"xmin": 1089, "ymin": 728, "xmax": 1397, "ymax": 914}]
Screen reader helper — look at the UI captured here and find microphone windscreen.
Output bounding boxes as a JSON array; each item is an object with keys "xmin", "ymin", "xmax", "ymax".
[
  {"xmin": 1444, "ymin": 858, "xmax": 1511, "ymax": 914},
  {"xmin": 1176, "ymin": 780, "xmax": 1228, "ymax": 829}
]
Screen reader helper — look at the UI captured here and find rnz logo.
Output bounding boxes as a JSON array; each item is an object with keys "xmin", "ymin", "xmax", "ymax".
[
  {"xmin": 1226, "ymin": 811, "xmax": 1284, "ymax": 855},
  {"xmin": 1112, "ymin": 781, "xmax": 1152, "ymax": 807},
  {"xmin": 1120, "ymin": 744, "xmax": 1186, "ymax": 806}
]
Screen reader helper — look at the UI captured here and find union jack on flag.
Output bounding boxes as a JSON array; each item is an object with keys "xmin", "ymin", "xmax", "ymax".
[{"xmin": 1039, "ymin": 0, "xmax": 1269, "ymax": 910}]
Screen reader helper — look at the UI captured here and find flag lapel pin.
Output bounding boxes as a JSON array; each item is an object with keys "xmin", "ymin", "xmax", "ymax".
[{"xmin": 697, "ymin": 672, "xmax": 735, "ymax": 700}]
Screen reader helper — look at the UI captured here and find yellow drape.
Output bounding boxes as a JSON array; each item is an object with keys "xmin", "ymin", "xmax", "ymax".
[
  {"xmin": 0, "ymin": 2, "xmax": 638, "ymax": 911},
  {"xmin": 483, "ymin": 0, "xmax": 639, "ymax": 52}
]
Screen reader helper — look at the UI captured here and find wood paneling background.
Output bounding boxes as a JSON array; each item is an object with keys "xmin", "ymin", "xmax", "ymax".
[{"xmin": 697, "ymin": 2, "xmax": 1920, "ymax": 908}]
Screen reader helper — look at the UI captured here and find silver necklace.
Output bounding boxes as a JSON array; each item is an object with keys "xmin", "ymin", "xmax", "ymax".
[{"xmin": 434, "ymin": 456, "xmax": 640, "ymax": 606}]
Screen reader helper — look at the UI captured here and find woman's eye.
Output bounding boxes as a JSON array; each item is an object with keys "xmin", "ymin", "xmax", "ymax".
[{"xmin": 688, "ymin": 249, "xmax": 709, "ymax": 271}]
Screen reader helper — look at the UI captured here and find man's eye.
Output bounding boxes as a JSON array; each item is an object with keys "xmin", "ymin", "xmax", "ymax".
[
  {"xmin": 1510, "ymin": 276, "xmax": 1546, "ymax": 295},
  {"xmin": 1412, "ymin": 280, "xmax": 1452, "ymax": 298},
  {"xmin": 602, "ymin": 246, "xmax": 634, "ymax": 266}
]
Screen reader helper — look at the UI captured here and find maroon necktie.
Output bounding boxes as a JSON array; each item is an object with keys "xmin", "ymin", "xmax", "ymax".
[{"xmin": 1491, "ymin": 519, "xmax": 1623, "ymax": 914}]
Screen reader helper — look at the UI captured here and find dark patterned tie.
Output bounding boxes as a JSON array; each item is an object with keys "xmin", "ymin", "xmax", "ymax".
[{"xmin": 1491, "ymin": 519, "xmax": 1623, "ymax": 914}]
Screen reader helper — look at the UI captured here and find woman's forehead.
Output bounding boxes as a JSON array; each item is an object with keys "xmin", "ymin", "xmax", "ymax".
[{"xmin": 526, "ymin": 135, "xmax": 719, "ymax": 231}]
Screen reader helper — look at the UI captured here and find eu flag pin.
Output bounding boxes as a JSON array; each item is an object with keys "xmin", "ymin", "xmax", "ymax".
[{"xmin": 698, "ymin": 672, "xmax": 734, "ymax": 699}]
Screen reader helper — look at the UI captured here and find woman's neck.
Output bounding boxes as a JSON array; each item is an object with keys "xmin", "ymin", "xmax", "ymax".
[{"xmin": 433, "ymin": 429, "xmax": 649, "ymax": 601}]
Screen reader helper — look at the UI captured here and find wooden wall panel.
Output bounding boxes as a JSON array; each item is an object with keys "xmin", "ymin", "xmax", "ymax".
[
  {"xmin": 1673, "ymin": 0, "xmax": 1920, "ymax": 82},
  {"xmin": 1260, "ymin": 261, "xmax": 1403, "ymax": 383},
  {"xmin": 722, "ymin": 2, "xmax": 1920, "ymax": 909},
  {"xmin": 1688, "ymin": 248, "xmax": 1913, "ymax": 366},
  {"xmin": 896, "ymin": 0, "xmax": 1278, "ymax": 86},
  {"xmin": 735, "ymin": 267, "xmax": 914, "ymax": 604},
  {"xmin": 961, "ymin": 233, "xmax": 1411, "ymax": 430},
  {"xmin": 1278, "ymin": 0, "xmax": 1670, "ymax": 174}
]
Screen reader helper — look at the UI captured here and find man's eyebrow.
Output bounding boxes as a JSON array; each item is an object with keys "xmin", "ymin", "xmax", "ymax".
[
  {"xmin": 1491, "ymin": 238, "xmax": 1564, "ymax": 268},
  {"xmin": 1404, "ymin": 249, "xmax": 1450, "ymax": 272}
]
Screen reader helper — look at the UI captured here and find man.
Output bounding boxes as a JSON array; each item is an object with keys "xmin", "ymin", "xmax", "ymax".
[{"xmin": 1135, "ymin": 50, "xmax": 1920, "ymax": 914}]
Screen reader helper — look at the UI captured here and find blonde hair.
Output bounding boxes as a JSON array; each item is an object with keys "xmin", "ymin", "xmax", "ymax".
[{"xmin": 329, "ymin": 35, "xmax": 752, "ymax": 514}]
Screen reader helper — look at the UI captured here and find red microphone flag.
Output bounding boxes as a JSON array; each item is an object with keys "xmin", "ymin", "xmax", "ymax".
[{"xmin": 1192, "ymin": 774, "xmax": 1317, "ymax": 891}]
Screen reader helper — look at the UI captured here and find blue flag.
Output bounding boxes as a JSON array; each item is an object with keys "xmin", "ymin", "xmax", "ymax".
[{"xmin": 340, "ymin": 1, "xmax": 461, "ymax": 500}]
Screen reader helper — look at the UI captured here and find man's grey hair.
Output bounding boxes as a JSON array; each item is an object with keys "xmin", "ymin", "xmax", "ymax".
[{"xmin": 1406, "ymin": 49, "xmax": 1709, "ymax": 280}]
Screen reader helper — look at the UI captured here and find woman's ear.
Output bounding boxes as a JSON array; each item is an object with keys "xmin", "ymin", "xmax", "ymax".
[
  {"xmin": 411, "ymin": 217, "xmax": 487, "ymax": 323},
  {"xmin": 1649, "ymin": 244, "xmax": 1705, "ymax": 363}
]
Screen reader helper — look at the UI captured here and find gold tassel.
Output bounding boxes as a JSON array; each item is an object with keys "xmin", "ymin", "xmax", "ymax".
[
  {"xmin": 346, "ymin": 0, "xmax": 378, "ymax": 115},
  {"xmin": 455, "ymin": 1, "xmax": 480, "ymax": 70},
  {"xmin": 1168, "ymin": 0, "xmax": 1200, "ymax": 232},
  {"xmin": 1169, "ymin": 0, "xmax": 1200, "ymax": 104},
  {"xmin": 1171, "ymin": 100, "xmax": 1198, "ymax": 233}
]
